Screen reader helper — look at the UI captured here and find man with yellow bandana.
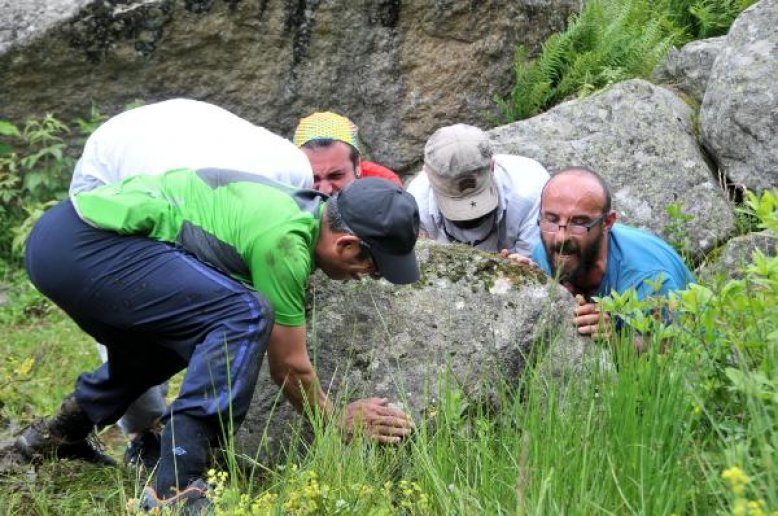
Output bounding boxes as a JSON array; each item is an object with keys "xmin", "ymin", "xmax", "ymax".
[{"xmin": 294, "ymin": 111, "xmax": 403, "ymax": 194}]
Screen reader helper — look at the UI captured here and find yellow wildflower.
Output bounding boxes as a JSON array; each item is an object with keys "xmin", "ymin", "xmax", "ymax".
[{"xmin": 722, "ymin": 466, "xmax": 750, "ymax": 496}]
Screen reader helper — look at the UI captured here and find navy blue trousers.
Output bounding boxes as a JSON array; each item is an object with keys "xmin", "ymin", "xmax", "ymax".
[{"xmin": 25, "ymin": 200, "xmax": 273, "ymax": 433}]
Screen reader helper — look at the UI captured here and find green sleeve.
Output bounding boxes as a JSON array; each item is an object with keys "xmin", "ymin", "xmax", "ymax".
[
  {"xmin": 72, "ymin": 175, "xmax": 179, "ymax": 240},
  {"xmin": 249, "ymin": 230, "xmax": 311, "ymax": 327}
]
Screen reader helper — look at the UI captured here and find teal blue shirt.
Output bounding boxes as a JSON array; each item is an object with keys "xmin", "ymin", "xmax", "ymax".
[{"xmin": 531, "ymin": 224, "xmax": 695, "ymax": 299}]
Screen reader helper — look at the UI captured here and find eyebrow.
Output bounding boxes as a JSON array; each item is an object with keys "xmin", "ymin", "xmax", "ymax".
[
  {"xmin": 314, "ymin": 170, "xmax": 347, "ymax": 179},
  {"xmin": 541, "ymin": 211, "xmax": 595, "ymax": 221}
]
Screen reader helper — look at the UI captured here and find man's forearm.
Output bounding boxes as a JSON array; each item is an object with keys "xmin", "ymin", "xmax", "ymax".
[
  {"xmin": 276, "ymin": 361, "xmax": 333, "ymax": 416},
  {"xmin": 266, "ymin": 323, "xmax": 333, "ymax": 418}
]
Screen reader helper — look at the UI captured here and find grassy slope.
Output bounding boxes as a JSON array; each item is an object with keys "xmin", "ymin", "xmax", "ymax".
[
  {"xmin": 1, "ymin": 275, "xmax": 772, "ymax": 515},
  {"xmin": 0, "ymin": 308, "xmax": 135, "ymax": 514}
]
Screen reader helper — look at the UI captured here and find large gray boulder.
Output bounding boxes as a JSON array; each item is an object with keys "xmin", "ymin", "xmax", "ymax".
[
  {"xmin": 700, "ymin": 0, "xmax": 778, "ymax": 193},
  {"xmin": 235, "ymin": 242, "xmax": 592, "ymax": 463},
  {"xmin": 489, "ymin": 79, "xmax": 735, "ymax": 256},
  {"xmin": 652, "ymin": 36, "xmax": 726, "ymax": 103},
  {"xmin": 0, "ymin": 0, "xmax": 92, "ymax": 54},
  {"xmin": 0, "ymin": 0, "xmax": 578, "ymax": 174},
  {"xmin": 696, "ymin": 230, "xmax": 777, "ymax": 282}
]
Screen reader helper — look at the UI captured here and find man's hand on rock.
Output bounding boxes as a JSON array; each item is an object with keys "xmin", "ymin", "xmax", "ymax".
[
  {"xmin": 341, "ymin": 397, "xmax": 413, "ymax": 444},
  {"xmin": 499, "ymin": 249, "xmax": 535, "ymax": 266},
  {"xmin": 573, "ymin": 294, "xmax": 611, "ymax": 340}
]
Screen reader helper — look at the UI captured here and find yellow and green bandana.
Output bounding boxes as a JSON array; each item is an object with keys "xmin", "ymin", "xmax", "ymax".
[{"xmin": 293, "ymin": 112, "xmax": 360, "ymax": 152}]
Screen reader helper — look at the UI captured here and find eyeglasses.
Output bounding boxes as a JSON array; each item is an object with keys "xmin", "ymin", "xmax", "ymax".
[{"xmin": 537, "ymin": 214, "xmax": 606, "ymax": 235}]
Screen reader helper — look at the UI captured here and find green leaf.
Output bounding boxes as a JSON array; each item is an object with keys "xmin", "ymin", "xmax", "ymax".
[
  {"xmin": 23, "ymin": 171, "xmax": 46, "ymax": 192},
  {"xmin": 0, "ymin": 121, "xmax": 21, "ymax": 137}
]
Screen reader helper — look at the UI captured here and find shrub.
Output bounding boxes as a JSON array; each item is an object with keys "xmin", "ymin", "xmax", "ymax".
[
  {"xmin": 658, "ymin": 0, "xmax": 758, "ymax": 44},
  {"xmin": 0, "ymin": 107, "xmax": 105, "ymax": 263},
  {"xmin": 600, "ymin": 189, "xmax": 778, "ymax": 512},
  {"xmin": 497, "ymin": 0, "xmax": 756, "ymax": 121}
]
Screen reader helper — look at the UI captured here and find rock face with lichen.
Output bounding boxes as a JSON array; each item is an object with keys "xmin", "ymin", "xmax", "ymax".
[
  {"xmin": 699, "ymin": 0, "xmax": 778, "ymax": 194},
  {"xmin": 236, "ymin": 241, "xmax": 590, "ymax": 463},
  {"xmin": 652, "ymin": 36, "xmax": 726, "ymax": 103},
  {"xmin": 0, "ymin": 0, "xmax": 578, "ymax": 174},
  {"xmin": 488, "ymin": 79, "xmax": 735, "ymax": 257},
  {"xmin": 696, "ymin": 230, "xmax": 778, "ymax": 282}
]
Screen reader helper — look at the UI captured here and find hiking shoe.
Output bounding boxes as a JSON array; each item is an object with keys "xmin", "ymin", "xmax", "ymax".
[
  {"xmin": 124, "ymin": 429, "xmax": 162, "ymax": 469},
  {"xmin": 139, "ymin": 478, "xmax": 212, "ymax": 514},
  {"xmin": 57, "ymin": 432, "xmax": 116, "ymax": 466},
  {"xmin": 15, "ymin": 394, "xmax": 116, "ymax": 466}
]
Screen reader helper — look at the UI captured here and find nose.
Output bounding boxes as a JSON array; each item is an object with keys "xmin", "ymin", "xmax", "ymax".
[
  {"xmin": 319, "ymin": 181, "xmax": 334, "ymax": 195},
  {"xmin": 329, "ymin": 180, "xmax": 346, "ymax": 195},
  {"xmin": 553, "ymin": 224, "xmax": 569, "ymax": 244}
]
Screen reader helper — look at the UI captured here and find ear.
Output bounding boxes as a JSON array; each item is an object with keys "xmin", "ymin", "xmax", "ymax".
[
  {"xmin": 334, "ymin": 234, "xmax": 361, "ymax": 256},
  {"xmin": 355, "ymin": 157, "xmax": 362, "ymax": 178},
  {"xmin": 604, "ymin": 210, "xmax": 617, "ymax": 229}
]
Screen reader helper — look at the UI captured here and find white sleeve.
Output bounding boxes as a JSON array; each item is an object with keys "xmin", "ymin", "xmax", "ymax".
[
  {"xmin": 511, "ymin": 196, "xmax": 541, "ymax": 256},
  {"xmin": 68, "ymin": 125, "xmax": 116, "ymax": 198},
  {"xmin": 495, "ymin": 155, "xmax": 548, "ymax": 256},
  {"xmin": 406, "ymin": 172, "xmax": 438, "ymax": 238}
]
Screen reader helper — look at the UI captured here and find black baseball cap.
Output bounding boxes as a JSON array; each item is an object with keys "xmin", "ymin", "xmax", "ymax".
[{"xmin": 334, "ymin": 177, "xmax": 420, "ymax": 284}]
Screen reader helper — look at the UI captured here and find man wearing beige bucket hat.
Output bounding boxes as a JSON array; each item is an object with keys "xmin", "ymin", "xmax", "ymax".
[{"xmin": 407, "ymin": 124, "xmax": 549, "ymax": 256}]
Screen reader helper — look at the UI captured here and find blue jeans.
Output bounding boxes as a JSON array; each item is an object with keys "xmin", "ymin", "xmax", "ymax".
[
  {"xmin": 25, "ymin": 200, "xmax": 273, "ymax": 434},
  {"xmin": 96, "ymin": 344, "xmax": 168, "ymax": 435}
]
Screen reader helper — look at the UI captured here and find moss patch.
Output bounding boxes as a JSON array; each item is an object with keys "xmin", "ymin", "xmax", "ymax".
[{"xmin": 417, "ymin": 243, "xmax": 546, "ymax": 292}]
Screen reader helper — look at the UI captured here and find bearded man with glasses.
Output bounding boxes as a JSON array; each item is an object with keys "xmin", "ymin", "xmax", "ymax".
[{"xmin": 522, "ymin": 167, "xmax": 694, "ymax": 339}]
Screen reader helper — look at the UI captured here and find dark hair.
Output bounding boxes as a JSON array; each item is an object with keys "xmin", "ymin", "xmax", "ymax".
[
  {"xmin": 324, "ymin": 195, "xmax": 371, "ymax": 260},
  {"xmin": 325, "ymin": 194, "xmax": 351, "ymax": 233},
  {"xmin": 302, "ymin": 138, "xmax": 360, "ymax": 171},
  {"xmin": 541, "ymin": 166, "xmax": 612, "ymax": 214}
]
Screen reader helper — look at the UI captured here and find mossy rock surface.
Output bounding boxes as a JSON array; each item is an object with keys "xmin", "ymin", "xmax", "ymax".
[
  {"xmin": 237, "ymin": 241, "xmax": 592, "ymax": 464},
  {"xmin": 417, "ymin": 243, "xmax": 547, "ymax": 291},
  {"xmin": 700, "ymin": 0, "xmax": 778, "ymax": 194},
  {"xmin": 652, "ymin": 36, "xmax": 725, "ymax": 103},
  {"xmin": 0, "ymin": 0, "xmax": 579, "ymax": 175},
  {"xmin": 696, "ymin": 230, "xmax": 777, "ymax": 283}
]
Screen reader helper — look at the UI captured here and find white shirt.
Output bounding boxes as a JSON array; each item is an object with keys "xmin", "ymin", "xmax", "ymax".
[
  {"xmin": 69, "ymin": 98, "xmax": 313, "ymax": 198},
  {"xmin": 407, "ymin": 154, "xmax": 549, "ymax": 256}
]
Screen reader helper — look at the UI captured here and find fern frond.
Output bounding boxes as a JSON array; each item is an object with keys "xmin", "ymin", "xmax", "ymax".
[{"xmin": 496, "ymin": 0, "xmax": 755, "ymax": 122}]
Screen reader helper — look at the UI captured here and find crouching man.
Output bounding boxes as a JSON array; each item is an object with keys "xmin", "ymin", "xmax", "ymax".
[
  {"xmin": 529, "ymin": 167, "xmax": 694, "ymax": 339},
  {"xmin": 16, "ymin": 172, "xmax": 418, "ymax": 511}
]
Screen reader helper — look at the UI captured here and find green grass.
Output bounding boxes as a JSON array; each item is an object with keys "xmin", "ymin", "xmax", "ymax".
[
  {"xmin": 0, "ymin": 272, "xmax": 99, "ymax": 422},
  {"xmin": 0, "ymin": 295, "xmax": 773, "ymax": 514},
  {"xmin": 0, "ymin": 192, "xmax": 774, "ymax": 514},
  {"xmin": 0, "ymin": 461, "xmax": 136, "ymax": 515}
]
